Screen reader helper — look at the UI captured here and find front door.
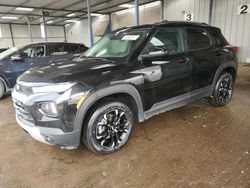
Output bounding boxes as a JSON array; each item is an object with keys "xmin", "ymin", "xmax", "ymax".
[
  {"xmin": 138, "ymin": 27, "xmax": 192, "ymax": 110},
  {"xmin": 12, "ymin": 45, "xmax": 49, "ymax": 79}
]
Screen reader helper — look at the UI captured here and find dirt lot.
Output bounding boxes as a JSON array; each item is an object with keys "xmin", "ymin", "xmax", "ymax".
[{"xmin": 0, "ymin": 64, "xmax": 249, "ymax": 188}]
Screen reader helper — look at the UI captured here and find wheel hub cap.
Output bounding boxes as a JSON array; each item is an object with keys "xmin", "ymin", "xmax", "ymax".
[
  {"xmin": 219, "ymin": 76, "xmax": 233, "ymax": 103},
  {"xmin": 96, "ymin": 109, "xmax": 130, "ymax": 148}
]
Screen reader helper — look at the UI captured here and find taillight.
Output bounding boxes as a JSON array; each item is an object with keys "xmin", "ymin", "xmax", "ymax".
[{"xmin": 229, "ymin": 45, "xmax": 238, "ymax": 56}]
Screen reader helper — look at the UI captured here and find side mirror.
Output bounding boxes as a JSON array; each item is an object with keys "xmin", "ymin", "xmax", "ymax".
[
  {"xmin": 10, "ymin": 54, "xmax": 22, "ymax": 62},
  {"xmin": 138, "ymin": 54, "xmax": 152, "ymax": 66},
  {"xmin": 148, "ymin": 50, "xmax": 168, "ymax": 56}
]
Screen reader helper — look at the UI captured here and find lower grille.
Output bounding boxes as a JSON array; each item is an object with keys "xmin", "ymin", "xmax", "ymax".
[{"xmin": 13, "ymin": 100, "xmax": 34, "ymax": 124}]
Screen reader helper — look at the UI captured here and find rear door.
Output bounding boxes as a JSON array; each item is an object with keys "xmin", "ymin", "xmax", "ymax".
[{"xmin": 185, "ymin": 27, "xmax": 219, "ymax": 92}]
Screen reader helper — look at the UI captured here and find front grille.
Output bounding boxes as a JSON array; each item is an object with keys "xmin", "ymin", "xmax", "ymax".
[{"xmin": 13, "ymin": 99, "xmax": 34, "ymax": 124}]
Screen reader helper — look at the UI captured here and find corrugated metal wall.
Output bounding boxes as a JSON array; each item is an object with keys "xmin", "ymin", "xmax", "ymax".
[
  {"xmin": 65, "ymin": 17, "xmax": 104, "ymax": 47},
  {"xmin": 65, "ymin": 2, "xmax": 161, "ymax": 46},
  {"xmin": 164, "ymin": 0, "xmax": 250, "ymax": 62},
  {"xmin": 0, "ymin": 24, "xmax": 13, "ymax": 48},
  {"xmin": 0, "ymin": 24, "xmax": 65, "ymax": 48},
  {"xmin": 164, "ymin": 0, "xmax": 210, "ymax": 23},
  {"xmin": 212, "ymin": 0, "xmax": 250, "ymax": 62},
  {"xmin": 112, "ymin": 2, "xmax": 161, "ymax": 30}
]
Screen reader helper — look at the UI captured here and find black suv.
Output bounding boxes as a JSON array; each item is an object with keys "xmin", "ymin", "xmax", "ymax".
[{"xmin": 12, "ymin": 21, "xmax": 237, "ymax": 154}]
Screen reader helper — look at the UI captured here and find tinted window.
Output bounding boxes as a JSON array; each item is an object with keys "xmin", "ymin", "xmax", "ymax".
[
  {"xmin": 79, "ymin": 45, "xmax": 88, "ymax": 52},
  {"xmin": 49, "ymin": 44, "xmax": 70, "ymax": 56},
  {"xmin": 186, "ymin": 28, "xmax": 211, "ymax": 50},
  {"xmin": 143, "ymin": 27, "xmax": 184, "ymax": 55},
  {"xmin": 212, "ymin": 32, "xmax": 228, "ymax": 47},
  {"xmin": 19, "ymin": 46, "xmax": 45, "ymax": 58},
  {"xmin": 70, "ymin": 44, "xmax": 80, "ymax": 53},
  {"xmin": 70, "ymin": 44, "xmax": 87, "ymax": 53}
]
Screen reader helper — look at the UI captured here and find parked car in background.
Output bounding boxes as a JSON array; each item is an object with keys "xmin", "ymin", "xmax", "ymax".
[
  {"xmin": 0, "ymin": 42, "xmax": 88, "ymax": 98},
  {"xmin": 12, "ymin": 21, "xmax": 237, "ymax": 154},
  {"xmin": 0, "ymin": 48, "xmax": 8, "ymax": 53}
]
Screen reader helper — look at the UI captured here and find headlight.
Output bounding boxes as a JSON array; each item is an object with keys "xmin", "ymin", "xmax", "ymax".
[
  {"xmin": 39, "ymin": 102, "xmax": 58, "ymax": 117},
  {"xmin": 32, "ymin": 83, "xmax": 75, "ymax": 93}
]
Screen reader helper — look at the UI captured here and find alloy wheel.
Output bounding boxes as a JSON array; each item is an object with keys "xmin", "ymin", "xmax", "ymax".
[
  {"xmin": 218, "ymin": 75, "xmax": 233, "ymax": 104},
  {"xmin": 95, "ymin": 108, "xmax": 131, "ymax": 149}
]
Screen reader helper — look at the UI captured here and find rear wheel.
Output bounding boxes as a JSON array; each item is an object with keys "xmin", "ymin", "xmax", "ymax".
[
  {"xmin": 209, "ymin": 72, "xmax": 234, "ymax": 107},
  {"xmin": 0, "ymin": 80, "xmax": 5, "ymax": 99},
  {"xmin": 82, "ymin": 100, "xmax": 134, "ymax": 154}
]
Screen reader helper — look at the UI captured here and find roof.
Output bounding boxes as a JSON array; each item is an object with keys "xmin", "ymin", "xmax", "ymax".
[
  {"xmin": 18, "ymin": 41, "xmax": 86, "ymax": 46},
  {"xmin": 113, "ymin": 20, "xmax": 220, "ymax": 33}
]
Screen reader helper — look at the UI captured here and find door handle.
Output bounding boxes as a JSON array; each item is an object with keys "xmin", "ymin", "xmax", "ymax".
[{"xmin": 178, "ymin": 58, "xmax": 190, "ymax": 64}]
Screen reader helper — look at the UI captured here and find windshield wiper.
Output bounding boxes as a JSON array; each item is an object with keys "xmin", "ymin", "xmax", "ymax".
[{"xmin": 83, "ymin": 56, "xmax": 115, "ymax": 63}]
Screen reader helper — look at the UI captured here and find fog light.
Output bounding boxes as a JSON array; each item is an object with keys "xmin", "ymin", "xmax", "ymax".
[
  {"xmin": 39, "ymin": 102, "xmax": 58, "ymax": 117},
  {"xmin": 44, "ymin": 136, "xmax": 53, "ymax": 143}
]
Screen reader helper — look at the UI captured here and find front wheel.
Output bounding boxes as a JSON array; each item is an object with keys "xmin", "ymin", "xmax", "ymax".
[
  {"xmin": 209, "ymin": 72, "xmax": 234, "ymax": 107},
  {"xmin": 82, "ymin": 100, "xmax": 134, "ymax": 154}
]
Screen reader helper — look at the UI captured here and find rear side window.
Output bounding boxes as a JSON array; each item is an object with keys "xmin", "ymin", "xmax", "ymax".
[
  {"xmin": 70, "ymin": 44, "xmax": 81, "ymax": 53},
  {"xmin": 79, "ymin": 45, "xmax": 88, "ymax": 52},
  {"xmin": 48, "ymin": 44, "xmax": 70, "ymax": 56},
  {"xmin": 70, "ymin": 44, "xmax": 87, "ymax": 53},
  {"xmin": 212, "ymin": 32, "xmax": 229, "ymax": 47},
  {"xmin": 186, "ymin": 28, "xmax": 211, "ymax": 50}
]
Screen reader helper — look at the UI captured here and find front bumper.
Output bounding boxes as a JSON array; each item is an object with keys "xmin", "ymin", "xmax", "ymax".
[
  {"xmin": 16, "ymin": 114, "xmax": 81, "ymax": 149},
  {"xmin": 11, "ymin": 83, "xmax": 86, "ymax": 149}
]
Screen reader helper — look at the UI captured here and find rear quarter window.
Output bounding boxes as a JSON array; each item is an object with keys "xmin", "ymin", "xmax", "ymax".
[
  {"xmin": 186, "ymin": 28, "xmax": 211, "ymax": 50},
  {"xmin": 70, "ymin": 44, "xmax": 88, "ymax": 53},
  {"xmin": 212, "ymin": 32, "xmax": 229, "ymax": 47},
  {"xmin": 48, "ymin": 44, "xmax": 70, "ymax": 56},
  {"xmin": 70, "ymin": 44, "xmax": 80, "ymax": 53}
]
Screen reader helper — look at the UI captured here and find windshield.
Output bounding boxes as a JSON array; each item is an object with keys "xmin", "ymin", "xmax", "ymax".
[
  {"xmin": 0, "ymin": 44, "xmax": 25, "ymax": 60},
  {"xmin": 84, "ymin": 28, "xmax": 150, "ymax": 59}
]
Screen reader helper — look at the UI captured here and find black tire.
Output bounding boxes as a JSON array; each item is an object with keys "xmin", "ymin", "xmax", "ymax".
[
  {"xmin": 82, "ymin": 100, "xmax": 134, "ymax": 154},
  {"xmin": 0, "ymin": 80, "xmax": 5, "ymax": 99},
  {"xmin": 209, "ymin": 72, "xmax": 234, "ymax": 107}
]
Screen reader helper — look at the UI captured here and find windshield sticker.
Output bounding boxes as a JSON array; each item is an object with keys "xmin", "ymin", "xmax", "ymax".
[{"xmin": 121, "ymin": 35, "xmax": 140, "ymax": 41}]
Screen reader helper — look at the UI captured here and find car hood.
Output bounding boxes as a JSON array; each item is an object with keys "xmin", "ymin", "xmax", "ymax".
[{"xmin": 18, "ymin": 57, "xmax": 127, "ymax": 86}]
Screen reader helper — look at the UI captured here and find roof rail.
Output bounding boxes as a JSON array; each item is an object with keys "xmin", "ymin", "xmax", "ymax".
[{"xmin": 155, "ymin": 20, "xmax": 169, "ymax": 24}]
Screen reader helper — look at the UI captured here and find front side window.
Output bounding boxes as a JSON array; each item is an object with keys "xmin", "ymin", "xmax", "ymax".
[
  {"xmin": 19, "ymin": 46, "xmax": 45, "ymax": 59},
  {"xmin": 49, "ymin": 44, "xmax": 70, "ymax": 56},
  {"xmin": 186, "ymin": 28, "xmax": 211, "ymax": 50},
  {"xmin": 84, "ymin": 28, "xmax": 150, "ymax": 59},
  {"xmin": 0, "ymin": 45, "xmax": 25, "ymax": 60},
  {"xmin": 142, "ymin": 27, "xmax": 184, "ymax": 55}
]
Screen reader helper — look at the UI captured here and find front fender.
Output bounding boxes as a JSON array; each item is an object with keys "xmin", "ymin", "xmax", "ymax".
[{"xmin": 73, "ymin": 84, "xmax": 144, "ymax": 141}]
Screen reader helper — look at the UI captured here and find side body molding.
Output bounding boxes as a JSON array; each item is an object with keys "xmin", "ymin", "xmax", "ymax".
[{"xmin": 74, "ymin": 84, "xmax": 144, "ymax": 144}]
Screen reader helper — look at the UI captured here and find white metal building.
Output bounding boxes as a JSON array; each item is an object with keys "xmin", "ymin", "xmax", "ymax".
[{"xmin": 0, "ymin": 0, "xmax": 250, "ymax": 62}]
